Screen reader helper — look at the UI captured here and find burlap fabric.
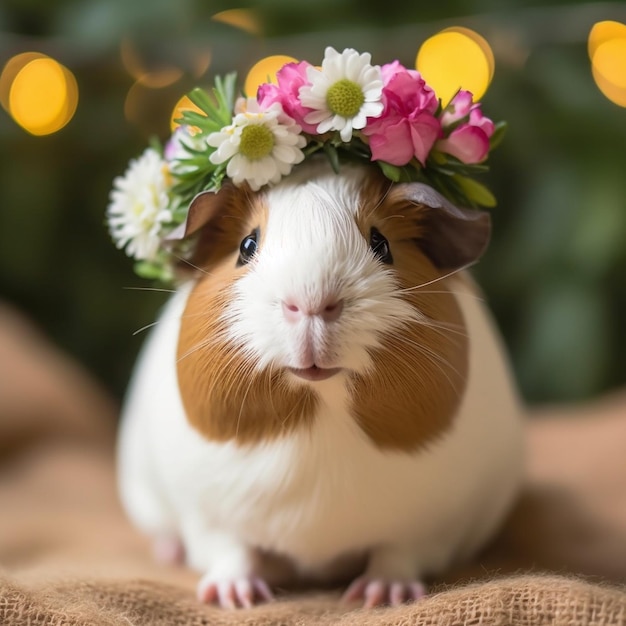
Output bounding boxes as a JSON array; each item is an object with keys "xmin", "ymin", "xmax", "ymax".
[{"xmin": 1, "ymin": 302, "xmax": 625, "ymax": 625}]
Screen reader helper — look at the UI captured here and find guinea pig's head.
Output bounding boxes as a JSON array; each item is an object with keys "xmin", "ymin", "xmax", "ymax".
[{"xmin": 175, "ymin": 160, "xmax": 490, "ymax": 450}]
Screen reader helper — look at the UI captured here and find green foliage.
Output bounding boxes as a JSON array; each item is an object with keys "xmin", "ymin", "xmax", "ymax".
[{"xmin": 170, "ymin": 74, "xmax": 238, "ymax": 199}]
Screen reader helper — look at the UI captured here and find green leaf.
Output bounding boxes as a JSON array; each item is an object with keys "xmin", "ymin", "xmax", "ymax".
[
  {"xmin": 378, "ymin": 161, "xmax": 402, "ymax": 182},
  {"xmin": 182, "ymin": 113, "xmax": 222, "ymax": 135},
  {"xmin": 429, "ymin": 150, "xmax": 447, "ymax": 166},
  {"xmin": 303, "ymin": 140, "xmax": 324, "ymax": 157},
  {"xmin": 378, "ymin": 160, "xmax": 423, "ymax": 183},
  {"xmin": 453, "ymin": 175, "xmax": 497, "ymax": 208},
  {"xmin": 323, "ymin": 142, "xmax": 340, "ymax": 174},
  {"xmin": 134, "ymin": 260, "xmax": 172, "ymax": 282},
  {"xmin": 217, "ymin": 74, "xmax": 237, "ymax": 109},
  {"xmin": 148, "ymin": 136, "xmax": 163, "ymax": 155},
  {"xmin": 180, "ymin": 74, "xmax": 238, "ymax": 133},
  {"xmin": 489, "ymin": 121, "xmax": 508, "ymax": 151}
]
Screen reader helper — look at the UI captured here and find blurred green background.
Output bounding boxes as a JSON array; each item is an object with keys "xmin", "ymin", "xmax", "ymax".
[{"xmin": 1, "ymin": 0, "xmax": 625, "ymax": 407}]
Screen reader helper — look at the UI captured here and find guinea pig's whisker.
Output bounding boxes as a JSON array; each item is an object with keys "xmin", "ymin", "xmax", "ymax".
[
  {"xmin": 414, "ymin": 318, "xmax": 468, "ymax": 342},
  {"xmin": 401, "ymin": 262, "xmax": 477, "ymax": 294},
  {"xmin": 169, "ymin": 253, "xmax": 215, "ymax": 277},
  {"xmin": 359, "ymin": 189, "xmax": 391, "ymax": 222},
  {"xmin": 132, "ymin": 311, "xmax": 215, "ymax": 336},
  {"xmin": 234, "ymin": 365, "xmax": 257, "ymax": 438},
  {"xmin": 410, "ymin": 325, "xmax": 465, "ymax": 352},
  {"xmin": 266, "ymin": 362, "xmax": 281, "ymax": 418},
  {"xmin": 176, "ymin": 338, "xmax": 213, "ymax": 364},
  {"xmin": 132, "ymin": 320, "xmax": 163, "ymax": 336},
  {"xmin": 281, "ymin": 393, "xmax": 306, "ymax": 429},
  {"xmin": 397, "ymin": 288, "xmax": 485, "ymax": 304},
  {"xmin": 122, "ymin": 286, "xmax": 177, "ymax": 294},
  {"xmin": 395, "ymin": 339, "xmax": 463, "ymax": 390},
  {"xmin": 386, "ymin": 329, "xmax": 465, "ymax": 383},
  {"xmin": 176, "ymin": 331, "xmax": 228, "ymax": 364},
  {"xmin": 280, "ymin": 406, "xmax": 298, "ymax": 429}
]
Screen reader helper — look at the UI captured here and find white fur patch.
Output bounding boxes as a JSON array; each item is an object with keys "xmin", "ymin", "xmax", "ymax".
[{"xmin": 224, "ymin": 165, "xmax": 415, "ymax": 374}]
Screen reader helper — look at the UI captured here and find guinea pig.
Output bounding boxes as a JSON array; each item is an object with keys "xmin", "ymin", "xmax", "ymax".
[{"xmin": 117, "ymin": 158, "xmax": 523, "ymax": 609}]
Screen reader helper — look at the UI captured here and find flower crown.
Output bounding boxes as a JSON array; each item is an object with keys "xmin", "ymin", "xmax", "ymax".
[{"xmin": 107, "ymin": 46, "xmax": 505, "ymax": 283}]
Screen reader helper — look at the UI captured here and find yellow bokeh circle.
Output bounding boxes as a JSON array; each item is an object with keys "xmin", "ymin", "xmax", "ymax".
[
  {"xmin": 0, "ymin": 52, "xmax": 48, "ymax": 112},
  {"xmin": 120, "ymin": 37, "xmax": 184, "ymax": 89},
  {"xmin": 589, "ymin": 21, "xmax": 626, "ymax": 107},
  {"xmin": 591, "ymin": 38, "xmax": 626, "ymax": 107},
  {"xmin": 588, "ymin": 20, "xmax": 626, "ymax": 60},
  {"xmin": 8, "ymin": 57, "xmax": 78, "ymax": 135},
  {"xmin": 170, "ymin": 94, "xmax": 204, "ymax": 132},
  {"xmin": 441, "ymin": 26, "xmax": 495, "ymax": 84},
  {"xmin": 416, "ymin": 29, "xmax": 493, "ymax": 105},
  {"xmin": 211, "ymin": 9, "xmax": 262, "ymax": 36},
  {"xmin": 243, "ymin": 55, "xmax": 297, "ymax": 98}
]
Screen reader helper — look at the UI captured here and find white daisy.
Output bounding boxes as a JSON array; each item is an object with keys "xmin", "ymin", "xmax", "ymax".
[
  {"xmin": 107, "ymin": 148, "xmax": 173, "ymax": 261},
  {"xmin": 299, "ymin": 47, "xmax": 384, "ymax": 142},
  {"xmin": 208, "ymin": 99, "xmax": 306, "ymax": 191}
]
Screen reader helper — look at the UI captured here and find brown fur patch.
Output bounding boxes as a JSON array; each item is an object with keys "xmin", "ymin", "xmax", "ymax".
[
  {"xmin": 349, "ymin": 176, "xmax": 469, "ymax": 451},
  {"xmin": 176, "ymin": 189, "xmax": 319, "ymax": 444}
]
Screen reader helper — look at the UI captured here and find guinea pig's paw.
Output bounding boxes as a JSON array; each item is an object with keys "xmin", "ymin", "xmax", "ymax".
[
  {"xmin": 342, "ymin": 577, "xmax": 426, "ymax": 608},
  {"xmin": 151, "ymin": 534, "xmax": 185, "ymax": 565},
  {"xmin": 196, "ymin": 573, "xmax": 274, "ymax": 609}
]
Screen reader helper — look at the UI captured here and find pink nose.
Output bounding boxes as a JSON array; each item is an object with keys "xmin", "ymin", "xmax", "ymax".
[{"xmin": 282, "ymin": 297, "xmax": 344, "ymax": 323}]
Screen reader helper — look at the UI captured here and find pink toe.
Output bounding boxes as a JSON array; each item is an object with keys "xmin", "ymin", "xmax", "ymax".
[
  {"xmin": 364, "ymin": 580, "xmax": 386, "ymax": 608},
  {"xmin": 409, "ymin": 581, "xmax": 427, "ymax": 600},
  {"xmin": 390, "ymin": 581, "xmax": 406, "ymax": 606},
  {"xmin": 196, "ymin": 580, "xmax": 217, "ymax": 604},
  {"xmin": 343, "ymin": 577, "xmax": 368, "ymax": 603},
  {"xmin": 342, "ymin": 577, "xmax": 427, "ymax": 608},
  {"xmin": 253, "ymin": 577, "xmax": 274, "ymax": 603},
  {"xmin": 235, "ymin": 579, "xmax": 253, "ymax": 608},
  {"xmin": 217, "ymin": 581, "xmax": 237, "ymax": 609}
]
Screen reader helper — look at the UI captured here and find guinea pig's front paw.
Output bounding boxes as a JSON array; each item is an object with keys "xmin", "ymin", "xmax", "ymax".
[
  {"xmin": 342, "ymin": 577, "xmax": 426, "ymax": 608},
  {"xmin": 196, "ymin": 573, "xmax": 274, "ymax": 609}
]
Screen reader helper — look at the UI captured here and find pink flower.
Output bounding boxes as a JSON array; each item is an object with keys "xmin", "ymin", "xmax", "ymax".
[
  {"xmin": 257, "ymin": 61, "xmax": 318, "ymax": 134},
  {"xmin": 361, "ymin": 61, "xmax": 441, "ymax": 166},
  {"xmin": 437, "ymin": 90, "xmax": 495, "ymax": 164}
]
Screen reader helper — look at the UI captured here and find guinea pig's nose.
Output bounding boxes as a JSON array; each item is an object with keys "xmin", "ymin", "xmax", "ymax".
[{"xmin": 282, "ymin": 297, "xmax": 344, "ymax": 323}]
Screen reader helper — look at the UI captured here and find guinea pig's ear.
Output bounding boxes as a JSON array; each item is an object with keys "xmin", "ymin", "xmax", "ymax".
[
  {"xmin": 165, "ymin": 183, "xmax": 236, "ymax": 242},
  {"xmin": 164, "ymin": 184, "xmax": 242, "ymax": 274},
  {"xmin": 389, "ymin": 182, "xmax": 491, "ymax": 271}
]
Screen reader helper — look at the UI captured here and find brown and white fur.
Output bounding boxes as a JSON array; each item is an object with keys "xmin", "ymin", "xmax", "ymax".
[{"xmin": 117, "ymin": 160, "xmax": 523, "ymax": 609}]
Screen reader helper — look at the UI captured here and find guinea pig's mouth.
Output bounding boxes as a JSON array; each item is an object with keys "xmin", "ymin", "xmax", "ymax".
[{"xmin": 287, "ymin": 365, "xmax": 342, "ymax": 382}]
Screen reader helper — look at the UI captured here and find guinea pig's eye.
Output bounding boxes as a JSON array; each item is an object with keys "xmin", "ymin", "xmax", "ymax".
[
  {"xmin": 237, "ymin": 229, "xmax": 259, "ymax": 266},
  {"xmin": 369, "ymin": 227, "xmax": 393, "ymax": 264}
]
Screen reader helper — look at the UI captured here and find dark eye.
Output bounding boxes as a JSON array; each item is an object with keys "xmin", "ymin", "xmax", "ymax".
[
  {"xmin": 237, "ymin": 229, "xmax": 259, "ymax": 266},
  {"xmin": 370, "ymin": 227, "xmax": 393, "ymax": 264}
]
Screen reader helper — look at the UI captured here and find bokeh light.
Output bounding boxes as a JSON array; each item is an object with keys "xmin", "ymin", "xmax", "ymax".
[
  {"xmin": 0, "ymin": 52, "xmax": 47, "ymax": 112},
  {"xmin": 6, "ymin": 56, "xmax": 78, "ymax": 136},
  {"xmin": 442, "ymin": 26, "xmax": 495, "ymax": 84},
  {"xmin": 588, "ymin": 20, "xmax": 626, "ymax": 59},
  {"xmin": 416, "ymin": 28, "xmax": 494, "ymax": 105},
  {"xmin": 243, "ymin": 55, "xmax": 297, "ymax": 98},
  {"xmin": 124, "ymin": 79, "xmax": 182, "ymax": 138},
  {"xmin": 170, "ymin": 94, "xmax": 204, "ymax": 132},
  {"xmin": 211, "ymin": 9, "xmax": 262, "ymax": 36},
  {"xmin": 589, "ymin": 21, "xmax": 626, "ymax": 108},
  {"xmin": 120, "ymin": 38, "xmax": 183, "ymax": 89},
  {"xmin": 190, "ymin": 49, "xmax": 212, "ymax": 79}
]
